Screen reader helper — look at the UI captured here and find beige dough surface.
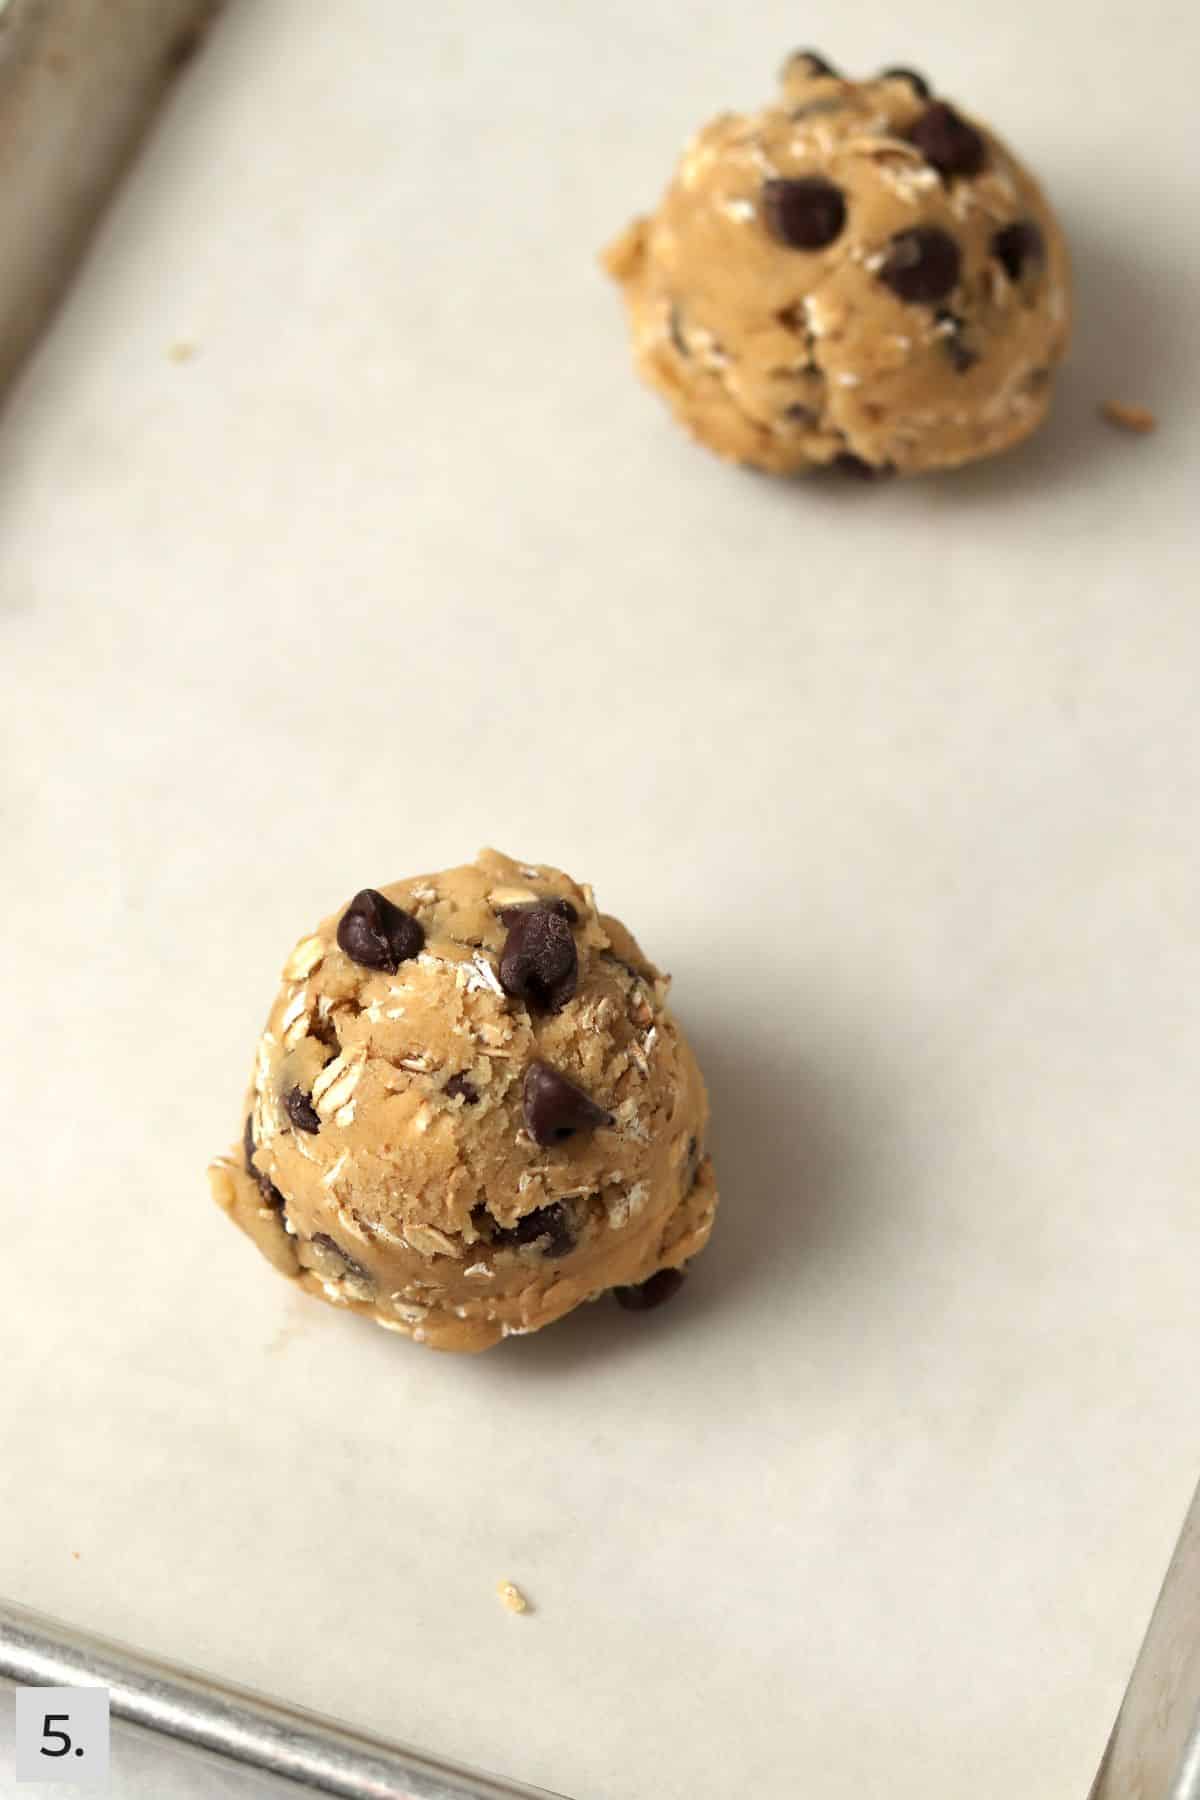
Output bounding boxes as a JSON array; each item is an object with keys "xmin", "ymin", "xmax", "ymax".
[
  {"xmin": 603, "ymin": 53, "xmax": 1072, "ymax": 476},
  {"xmin": 209, "ymin": 849, "xmax": 716, "ymax": 1352}
]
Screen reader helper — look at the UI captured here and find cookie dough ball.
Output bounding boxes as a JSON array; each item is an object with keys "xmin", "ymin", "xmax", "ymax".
[
  {"xmin": 209, "ymin": 850, "xmax": 716, "ymax": 1353},
  {"xmin": 603, "ymin": 52, "xmax": 1071, "ymax": 476}
]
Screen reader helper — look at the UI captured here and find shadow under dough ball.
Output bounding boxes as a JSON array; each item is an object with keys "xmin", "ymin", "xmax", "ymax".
[
  {"xmin": 210, "ymin": 849, "xmax": 717, "ymax": 1352},
  {"xmin": 602, "ymin": 52, "xmax": 1071, "ymax": 477}
]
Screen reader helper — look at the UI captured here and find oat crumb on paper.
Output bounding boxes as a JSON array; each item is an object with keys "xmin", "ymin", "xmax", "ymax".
[
  {"xmin": 496, "ymin": 1580, "xmax": 529, "ymax": 1615},
  {"xmin": 168, "ymin": 341, "xmax": 198, "ymax": 363},
  {"xmin": 1100, "ymin": 400, "xmax": 1156, "ymax": 435}
]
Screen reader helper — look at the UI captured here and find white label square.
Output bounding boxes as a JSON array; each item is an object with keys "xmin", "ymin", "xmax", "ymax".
[{"xmin": 14, "ymin": 1688, "xmax": 110, "ymax": 1786}]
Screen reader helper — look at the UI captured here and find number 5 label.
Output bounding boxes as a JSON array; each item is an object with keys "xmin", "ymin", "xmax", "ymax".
[{"xmin": 14, "ymin": 1687, "xmax": 110, "ymax": 1786}]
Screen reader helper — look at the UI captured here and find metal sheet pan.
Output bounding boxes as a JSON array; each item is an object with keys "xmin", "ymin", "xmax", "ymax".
[
  {"xmin": 2, "ymin": 2, "xmax": 1198, "ymax": 1796},
  {"xmin": 0, "ymin": 1601, "xmax": 561, "ymax": 1798}
]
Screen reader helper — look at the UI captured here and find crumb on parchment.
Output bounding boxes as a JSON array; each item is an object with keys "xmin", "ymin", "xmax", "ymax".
[
  {"xmin": 168, "ymin": 341, "xmax": 198, "ymax": 363},
  {"xmin": 496, "ymin": 1580, "xmax": 529, "ymax": 1615},
  {"xmin": 1100, "ymin": 400, "xmax": 1156, "ymax": 434}
]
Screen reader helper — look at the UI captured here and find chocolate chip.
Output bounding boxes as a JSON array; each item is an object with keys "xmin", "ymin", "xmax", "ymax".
[
  {"xmin": 614, "ymin": 1268, "xmax": 686, "ymax": 1312},
  {"xmin": 936, "ymin": 309, "xmax": 980, "ymax": 374},
  {"xmin": 762, "ymin": 177, "xmax": 847, "ymax": 251},
  {"xmin": 991, "ymin": 219, "xmax": 1044, "ymax": 283},
  {"xmin": 243, "ymin": 1113, "xmax": 285, "ymax": 1208},
  {"xmin": 336, "ymin": 888, "xmax": 424, "ymax": 973},
  {"xmin": 309, "ymin": 1011, "xmax": 340, "ymax": 1050},
  {"xmin": 668, "ymin": 305, "xmax": 689, "ymax": 356},
  {"xmin": 489, "ymin": 1201, "xmax": 577, "ymax": 1258},
  {"xmin": 310, "ymin": 1232, "xmax": 371, "ymax": 1284},
  {"xmin": 283, "ymin": 1085, "xmax": 321, "ymax": 1133},
  {"xmin": 881, "ymin": 65, "xmax": 930, "ymax": 97},
  {"xmin": 522, "ymin": 1061, "xmax": 613, "ymax": 1147},
  {"xmin": 499, "ymin": 908, "xmax": 577, "ymax": 1012},
  {"xmin": 878, "ymin": 226, "xmax": 961, "ymax": 304},
  {"xmin": 786, "ymin": 49, "xmax": 839, "ymax": 78},
  {"xmin": 832, "ymin": 452, "xmax": 895, "ymax": 480},
  {"xmin": 783, "ymin": 403, "xmax": 818, "ymax": 426},
  {"xmin": 496, "ymin": 896, "xmax": 578, "ymax": 926},
  {"xmin": 905, "ymin": 101, "xmax": 986, "ymax": 179},
  {"xmin": 444, "ymin": 1072, "xmax": 479, "ymax": 1104}
]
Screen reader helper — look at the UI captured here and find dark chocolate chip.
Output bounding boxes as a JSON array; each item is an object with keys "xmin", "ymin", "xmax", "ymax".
[
  {"xmin": 247, "ymin": 1159, "xmax": 286, "ymax": 1210},
  {"xmin": 614, "ymin": 1268, "xmax": 686, "ymax": 1312},
  {"xmin": 782, "ymin": 403, "xmax": 818, "ymax": 426},
  {"xmin": 522, "ymin": 1061, "xmax": 613, "ymax": 1147},
  {"xmin": 490, "ymin": 1201, "xmax": 577, "ymax": 1258},
  {"xmin": 283, "ymin": 1086, "xmax": 321, "ymax": 1133},
  {"xmin": 310, "ymin": 1232, "xmax": 372, "ymax": 1284},
  {"xmin": 496, "ymin": 896, "xmax": 578, "ymax": 926},
  {"xmin": 832, "ymin": 452, "xmax": 896, "ymax": 480},
  {"xmin": 336, "ymin": 889, "xmax": 424, "ymax": 973},
  {"xmin": 945, "ymin": 336, "xmax": 979, "ymax": 374},
  {"xmin": 991, "ymin": 219, "xmax": 1045, "ymax": 283},
  {"xmin": 936, "ymin": 309, "xmax": 980, "ymax": 374},
  {"xmin": 444, "ymin": 1072, "xmax": 479, "ymax": 1104},
  {"xmin": 881, "ymin": 65, "xmax": 931, "ymax": 98},
  {"xmin": 878, "ymin": 226, "xmax": 961, "ymax": 304},
  {"xmin": 309, "ymin": 1011, "xmax": 340, "ymax": 1050},
  {"xmin": 905, "ymin": 101, "xmax": 986, "ymax": 179},
  {"xmin": 499, "ymin": 908, "xmax": 578, "ymax": 1012},
  {"xmin": 762, "ymin": 177, "xmax": 847, "ymax": 251},
  {"xmin": 786, "ymin": 49, "xmax": 839, "ymax": 78},
  {"xmin": 775, "ymin": 302, "xmax": 807, "ymax": 335},
  {"xmin": 243, "ymin": 1112, "xmax": 285, "ymax": 1207}
]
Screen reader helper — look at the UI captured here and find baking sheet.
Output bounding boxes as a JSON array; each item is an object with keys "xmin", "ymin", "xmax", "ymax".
[
  {"xmin": 0, "ymin": 0, "xmax": 223, "ymax": 396},
  {"xmin": 2, "ymin": 2, "xmax": 1198, "ymax": 1796}
]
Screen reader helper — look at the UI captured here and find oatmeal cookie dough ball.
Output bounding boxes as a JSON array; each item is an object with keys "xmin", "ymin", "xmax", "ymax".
[
  {"xmin": 209, "ymin": 850, "xmax": 716, "ymax": 1352},
  {"xmin": 603, "ymin": 51, "xmax": 1071, "ymax": 476}
]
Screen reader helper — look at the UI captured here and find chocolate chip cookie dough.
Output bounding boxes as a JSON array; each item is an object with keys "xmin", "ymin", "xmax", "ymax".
[
  {"xmin": 603, "ymin": 51, "xmax": 1071, "ymax": 476},
  {"xmin": 209, "ymin": 850, "xmax": 716, "ymax": 1352}
]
